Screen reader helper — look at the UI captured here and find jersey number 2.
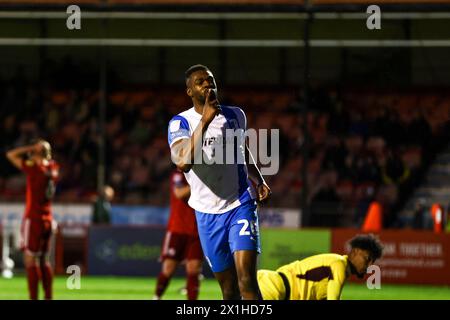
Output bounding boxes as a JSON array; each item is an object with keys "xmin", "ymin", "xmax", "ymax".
[{"xmin": 237, "ymin": 219, "xmax": 251, "ymax": 236}]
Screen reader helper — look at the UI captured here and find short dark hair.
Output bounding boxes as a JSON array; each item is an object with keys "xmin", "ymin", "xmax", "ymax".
[
  {"xmin": 185, "ymin": 64, "xmax": 210, "ymax": 82},
  {"xmin": 349, "ymin": 234, "xmax": 383, "ymax": 261}
]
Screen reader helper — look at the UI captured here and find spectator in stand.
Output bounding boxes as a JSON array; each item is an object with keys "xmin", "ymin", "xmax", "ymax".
[
  {"xmin": 381, "ymin": 148, "xmax": 410, "ymax": 186},
  {"xmin": 412, "ymin": 198, "xmax": 429, "ymax": 230},
  {"xmin": 92, "ymin": 185, "xmax": 115, "ymax": 224},
  {"xmin": 1, "ymin": 77, "xmax": 450, "ymax": 229},
  {"xmin": 354, "ymin": 185, "xmax": 376, "ymax": 228}
]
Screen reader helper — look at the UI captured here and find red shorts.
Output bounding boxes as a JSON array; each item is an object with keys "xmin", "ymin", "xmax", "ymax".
[
  {"xmin": 20, "ymin": 218, "xmax": 57, "ymax": 256},
  {"xmin": 160, "ymin": 231, "xmax": 203, "ymax": 262}
]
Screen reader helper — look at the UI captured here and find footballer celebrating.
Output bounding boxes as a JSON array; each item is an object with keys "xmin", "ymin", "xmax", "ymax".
[
  {"xmin": 6, "ymin": 140, "xmax": 59, "ymax": 300},
  {"xmin": 168, "ymin": 64, "xmax": 271, "ymax": 300},
  {"xmin": 257, "ymin": 234, "xmax": 384, "ymax": 300}
]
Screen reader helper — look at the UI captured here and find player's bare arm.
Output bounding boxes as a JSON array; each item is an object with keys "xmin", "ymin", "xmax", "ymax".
[
  {"xmin": 5, "ymin": 143, "xmax": 40, "ymax": 170},
  {"xmin": 173, "ymin": 185, "xmax": 191, "ymax": 201},
  {"xmin": 246, "ymin": 144, "xmax": 271, "ymax": 204},
  {"xmin": 171, "ymin": 89, "xmax": 220, "ymax": 172},
  {"xmin": 326, "ymin": 262, "xmax": 347, "ymax": 300}
]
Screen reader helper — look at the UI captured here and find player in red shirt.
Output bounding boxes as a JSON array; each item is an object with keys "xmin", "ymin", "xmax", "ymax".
[
  {"xmin": 153, "ymin": 169, "xmax": 203, "ymax": 300},
  {"xmin": 6, "ymin": 139, "xmax": 59, "ymax": 300}
]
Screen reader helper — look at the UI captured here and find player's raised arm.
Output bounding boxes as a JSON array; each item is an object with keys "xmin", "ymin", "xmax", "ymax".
[
  {"xmin": 5, "ymin": 143, "xmax": 39, "ymax": 170},
  {"xmin": 170, "ymin": 89, "xmax": 220, "ymax": 172}
]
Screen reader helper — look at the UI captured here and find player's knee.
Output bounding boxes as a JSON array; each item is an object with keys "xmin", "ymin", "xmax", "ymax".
[
  {"xmin": 162, "ymin": 268, "xmax": 175, "ymax": 277},
  {"xmin": 39, "ymin": 256, "xmax": 50, "ymax": 267},
  {"xmin": 186, "ymin": 262, "xmax": 202, "ymax": 275},
  {"xmin": 23, "ymin": 254, "xmax": 38, "ymax": 268},
  {"xmin": 238, "ymin": 273, "xmax": 258, "ymax": 293},
  {"xmin": 162, "ymin": 260, "xmax": 178, "ymax": 276},
  {"xmin": 24, "ymin": 259, "xmax": 36, "ymax": 268}
]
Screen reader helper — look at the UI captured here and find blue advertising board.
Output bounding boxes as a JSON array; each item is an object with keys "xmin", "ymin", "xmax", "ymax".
[
  {"xmin": 87, "ymin": 226, "xmax": 165, "ymax": 276},
  {"xmin": 87, "ymin": 225, "xmax": 213, "ymax": 278},
  {"xmin": 110, "ymin": 205, "xmax": 169, "ymax": 226}
]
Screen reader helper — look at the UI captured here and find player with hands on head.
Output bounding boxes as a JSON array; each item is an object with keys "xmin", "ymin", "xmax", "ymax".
[{"xmin": 6, "ymin": 139, "xmax": 59, "ymax": 300}]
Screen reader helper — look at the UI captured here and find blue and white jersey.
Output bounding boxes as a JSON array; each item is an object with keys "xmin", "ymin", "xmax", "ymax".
[{"xmin": 168, "ymin": 105, "xmax": 257, "ymax": 214}]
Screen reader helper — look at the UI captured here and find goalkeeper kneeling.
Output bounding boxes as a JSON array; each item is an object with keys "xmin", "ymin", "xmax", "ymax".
[{"xmin": 257, "ymin": 234, "xmax": 383, "ymax": 300}]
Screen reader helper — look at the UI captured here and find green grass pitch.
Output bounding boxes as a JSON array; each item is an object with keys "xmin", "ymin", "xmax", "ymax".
[{"xmin": 1, "ymin": 276, "xmax": 450, "ymax": 300}]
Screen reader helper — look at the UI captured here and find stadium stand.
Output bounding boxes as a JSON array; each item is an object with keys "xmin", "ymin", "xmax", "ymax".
[{"xmin": 1, "ymin": 65, "xmax": 449, "ymax": 228}]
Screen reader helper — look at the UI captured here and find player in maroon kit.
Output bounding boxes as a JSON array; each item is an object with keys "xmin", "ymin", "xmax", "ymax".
[
  {"xmin": 6, "ymin": 139, "xmax": 59, "ymax": 300},
  {"xmin": 153, "ymin": 169, "xmax": 203, "ymax": 300}
]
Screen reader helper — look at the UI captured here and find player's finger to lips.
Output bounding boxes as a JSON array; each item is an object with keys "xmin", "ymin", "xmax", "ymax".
[{"xmin": 259, "ymin": 191, "xmax": 268, "ymax": 201}]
